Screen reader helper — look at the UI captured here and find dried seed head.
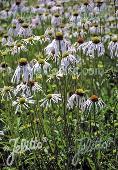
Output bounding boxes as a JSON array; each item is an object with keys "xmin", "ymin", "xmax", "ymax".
[
  {"xmin": 90, "ymin": 95, "xmax": 99, "ymax": 102},
  {"xmin": 77, "ymin": 37, "xmax": 84, "ymax": 44},
  {"xmin": 27, "ymin": 80, "xmax": 35, "ymax": 87}
]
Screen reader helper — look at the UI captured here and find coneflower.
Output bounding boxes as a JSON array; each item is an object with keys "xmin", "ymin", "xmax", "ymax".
[
  {"xmin": 13, "ymin": 96, "xmax": 35, "ymax": 114},
  {"xmin": 14, "ymin": 80, "xmax": 42, "ymax": 97},
  {"xmin": 30, "ymin": 58, "xmax": 51, "ymax": 75},
  {"xmin": 78, "ymin": 36, "xmax": 105, "ymax": 57},
  {"xmin": 51, "ymin": 13, "xmax": 61, "ymax": 27},
  {"xmin": 108, "ymin": 36, "xmax": 118, "ymax": 58},
  {"xmin": 39, "ymin": 93, "xmax": 62, "ymax": 108},
  {"xmin": 60, "ymin": 52, "xmax": 79, "ymax": 71},
  {"xmin": 2, "ymin": 34, "xmax": 13, "ymax": 46},
  {"xmin": 83, "ymin": 95, "xmax": 105, "ymax": 112},
  {"xmin": 11, "ymin": 42, "xmax": 27, "ymax": 55},
  {"xmin": 18, "ymin": 23, "xmax": 32, "ymax": 38},
  {"xmin": 67, "ymin": 88, "xmax": 86, "ymax": 110},
  {"xmin": 45, "ymin": 32, "xmax": 75, "ymax": 59},
  {"xmin": 0, "ymin": 86, "xmax": 14, "ymax": 100},
  {"xmin": 11, "ymin": 58, "xmax": 32, "ymax": 84},
  {"xmin": 70, "ymin": 11, "xmax": 81, "ymax": 26}
]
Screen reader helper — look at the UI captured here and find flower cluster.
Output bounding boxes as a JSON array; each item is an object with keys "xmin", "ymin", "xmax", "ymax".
[{"xmin": 0, "ymin": 0, "xmax": 117, "ymax": 169}]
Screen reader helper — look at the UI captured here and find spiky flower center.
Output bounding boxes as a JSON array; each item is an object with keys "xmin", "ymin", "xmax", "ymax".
[
  {"xmin": 4, "ymin": 86, "xmax": 11, "ymax": 92},
  {"xmin": 55, "ymin": 32, "xmax": 63, "ymax": 40},
  {"xmin": 54, "ymin": 13, "xmax": 60, "ymax": 17},
  {"xmin": 92, "ymin": 36, "xmax": 100, "ymax": 44},
  {"xmin": 45, "ymin": 13, "xmax": 49, "ymax": 16},
  {"xmin": 90, "ymin": 95, "xmax": 99, "ymax": 102},
  {"xmin": 40, "ymin": 35, "xmax": 45, "ymax": 39},
  {"xmin": 73, "ymin": 12, "xmax": 78, "ymax": 17},
  {"xmin": 112, "ymin": 37, "xmax": 117, "ymax": 43},
  {"xmin": 4, "ymin": 34, "xmax": 8, "ymax": 39},
  {"xmin": 19, "ymin": 97, "xmax": 26, "ymax": 104},
  {"xmin": 6, "ymin": 8, "xmax": 9, "ymax": 12},
  {"xmin": 19, "ymin": 58, "xmax": 28, "ymax": 66},
  {"xmin": 60, "ymin": 24, "xmax": 65, "ymax": 28},
  {"xmin": 93, "ymin": 23, "xmax": 98, "ymax": 27},
  {"xmin": 57, "ymin": 4, "xmax": 61, "ymax": 7},
  {"xmin": 46, "ymin": 94, "xmax": 52, "ymax": 99},
  {"xmin": 77, "ymin": 37, "xmax": 84, "ymax": 44},
  {"xmin": 1, "ymin": 62, "xmax": 8, "ymax": 68},
  {"xmin": 47, "ymin": 5, "xmax": 51, "ymax": 9},
  {"xmin": 76, "ymin": 89, "xmax": 85, "ymax": 96},
  {"xmin": 48, "ymin": 31, "xmax": 52, "ymax": 36},
  {"xmin": 16, "ymin": 43, "xmax": 22, "ymax": 47},
  {"xmin": 35, "ymin": 5, "xmax": 39, "ymax": 8},
  {"xmin": 96, "ymin": 0, "xmax": 103, "ymax": 7},
  {"xmin": 38, "ymin": 59, "xmax": 45, "ymax": 65},
  {"xmin": 16, "ymin": 1, "xmax": 21, "ymax": 5},
  {"xmin": 12, "ymin": 25, "xmax": 16, "ymax": 29},
  {"xmin": 27, "ymin": 80, "xmax": 35, "ymax": 87},
  {"xmin": 38, "ymin": 13, "xmax": 43, "ymax": 16},
  {"xmin": 22, "ymin": 23, "xmax": 29, "ymax": 28},
  {"xmin": 84, "ymin": 1, "xmax": 88, "ymax": 6},
  {"xmin": 18, "ymin": 18, "xmax": 24, "ymax": 24}
]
